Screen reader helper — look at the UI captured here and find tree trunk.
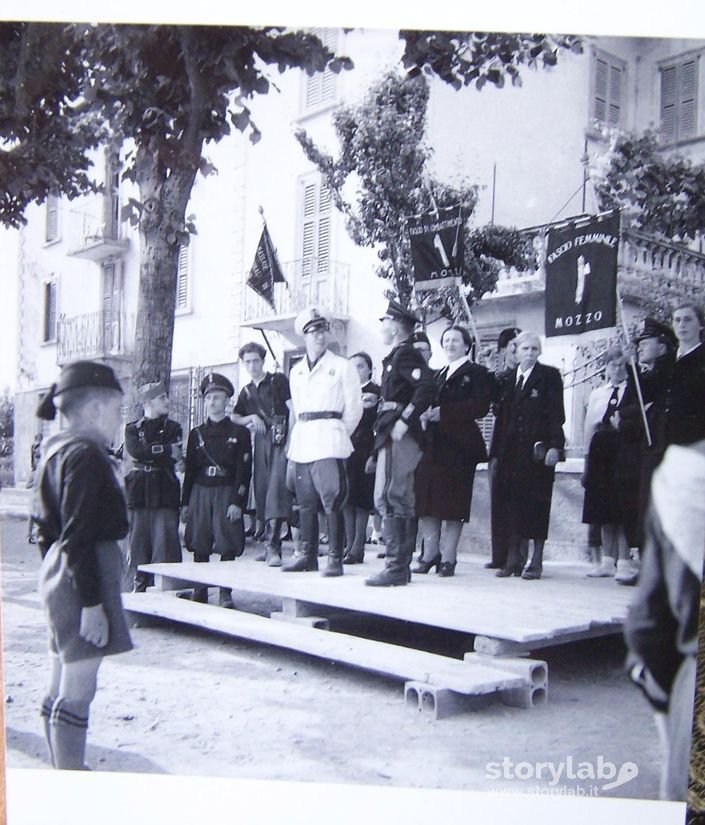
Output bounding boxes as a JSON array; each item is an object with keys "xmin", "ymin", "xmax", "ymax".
[{"xmin": 129, "ymin": 140, "xmax": 199, "ymax": 417}]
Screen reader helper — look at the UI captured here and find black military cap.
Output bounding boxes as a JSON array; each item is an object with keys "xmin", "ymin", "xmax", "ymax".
[
  {"xmin": 37, "ymin": 360, "xmax": 123, "ymax": 420},
  {"xmin": 636, "ymin": 317, "xmax": 678, "ymax": 349},
  {"xmin": 380, "ymin": 299, "xmax": 420, "ymax": 326},
  {"xmin": 497, "ymin": 327, "xmax": 522, "ymax": 350},
  {"xmin": 409, "ymin": 330, "xmax": 431, "ymax": 346},
  {"xmin": 200, "ymin": 372, "xmax": 234, "ymax": 398}
]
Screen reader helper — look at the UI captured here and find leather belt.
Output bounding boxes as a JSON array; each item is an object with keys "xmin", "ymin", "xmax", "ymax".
[
  {"xmin": 203, "ymin": 465, "xmax": 230, "ymax": 478},
  {"xmin": 298, "ymin": 411, "xmax": 343, "ymax": 421},
  {"xmin": 133, "ymin": 463, "xmax": 161, "ymax": 472},
  {"xmin": 378, "ymin": 401, "xmax": 400, "ymax": 413}
]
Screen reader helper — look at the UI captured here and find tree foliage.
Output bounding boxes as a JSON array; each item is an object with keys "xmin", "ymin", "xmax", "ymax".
[
  {"xmin": 0, "ymin": 24, "xmax": 105, "ymax": 229},
  {"xmin": 592, "ymin": 128, "xmax": 705, "ymax": 243},
  {"xmin": 398, "ymin": 30, "xmax": 582, "ymax": 91},
  {"xmin": 296, "ymin": 70, "xmax": 531, "ymax": 321},
  {"xmin": 0, "ymin": 22, "xmax": 349, "ymax": 401}
]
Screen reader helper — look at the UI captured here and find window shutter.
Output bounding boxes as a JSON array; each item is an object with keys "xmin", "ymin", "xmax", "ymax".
[
  {"xmin": 592, "ymin": 51, "xmax": 623, "ymax": 128},
  {"xmin": 103, "ymin": 262, "xmax": 116, "ymax": 316},
  {"xmin": 661, "ymin": 56, "xmax": 699, "ymax": 143},
  {"xmin": 317, "ymin": 216, "xmax": 330, "ymax": 273},
  {"xmin": 304, "ymin": 28, "xmax": 337, "ymax": 112},
  {"xmin": 679, "ymin": 59, "xmax": 698, "ymax": 140},
  {"xmin": 661, "ymin": 65, "xmax": 678, "ymax": 143},
  {"xmin": 176, "ymin": 244, "xmax": 189, "ymax": 310},
  {"xmin": 45, "ymin": 195, "xmax": 58, "ymax": 242},
  {"xmin": 608, "ymin": 64, "xmax": 623, "ymax": 126},
  {"xmin": 44, "ymin": 282, "xmax": 57, "ymax": 342},
  {"xmin": 593, "ymin": 57, "xmax": 608, "ymax": 124}
]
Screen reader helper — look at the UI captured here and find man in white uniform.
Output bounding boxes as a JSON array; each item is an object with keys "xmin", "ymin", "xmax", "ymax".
[{"xmin": 283, "ymin": 307, "xmax": 362, "ymax": 576}]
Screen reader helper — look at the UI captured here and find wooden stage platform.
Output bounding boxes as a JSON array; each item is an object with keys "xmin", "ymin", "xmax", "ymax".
[{"xmin": 124, "ymin": 553, "xmax": 634, "ymax": 719}]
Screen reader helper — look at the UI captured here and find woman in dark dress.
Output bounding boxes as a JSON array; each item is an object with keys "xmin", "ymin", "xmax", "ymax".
[
  {"xmin": 342, "ymin": 352, "xmax": 380, "ymax": 564},
  {"xmin": 32, "ymin": 361, "xmax": 132, "ymax": 770},
  {"xmin": 413, "ymin": 325, "xmax": 494, "ymax": 577}
]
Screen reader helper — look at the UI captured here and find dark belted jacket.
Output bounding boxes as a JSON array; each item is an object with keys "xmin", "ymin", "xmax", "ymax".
[
  {"xmin": 182, "ymin": 417, "xmax": 252, "ymax": 509},
  {"xmin": 124, "ymin": 415, "xmax": 183, "ymax": 511},
  {"xmin": 373, "ymin": 339, "xmax": 436, "ymax": 450}
]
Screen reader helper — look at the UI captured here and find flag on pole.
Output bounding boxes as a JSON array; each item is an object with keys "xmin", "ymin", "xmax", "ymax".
[
  {"xmin": 408, "ymin": 206, "xmax": 464, "ymax": 291},
  {"xmin": 247, "ymin": 224, "xmax": 286, "ymax": 311},
  {"xmin": 544, "ymin": 211, "xmax": 619, "ymax": 337}
]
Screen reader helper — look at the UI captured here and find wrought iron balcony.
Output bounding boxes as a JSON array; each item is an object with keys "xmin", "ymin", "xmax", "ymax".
[
  {"xmin": 242, "ymin": 258, "xmax": 350, "ymax": 330},
  {"xmin": 66, "ymin": 208, "xmax": 129, "ymax": 261},
  {"xmin": 57, "ymin": 310, "xmax": 133, "ymax": 366}
]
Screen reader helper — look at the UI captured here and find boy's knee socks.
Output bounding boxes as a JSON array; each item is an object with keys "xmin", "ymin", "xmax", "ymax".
[{"xmin": 49, "ymin": 698, "xmax": 90, "ymax": 770}]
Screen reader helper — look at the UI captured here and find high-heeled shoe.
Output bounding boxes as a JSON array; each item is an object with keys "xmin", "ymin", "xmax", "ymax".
[
  {"xmin": 411, "ymin": 555, "xmax": 441, "ymax": 574},
  {"xmin": 438, "ymin": 561, "xmax": 456, "ymax": 577},
  {"xmin": 495, "ymin": 566, "xmax": 522, "ymax": 578}
]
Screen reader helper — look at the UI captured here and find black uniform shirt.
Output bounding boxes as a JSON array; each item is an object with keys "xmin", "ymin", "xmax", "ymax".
[
  {"xmin": 124, "ymin": 414, "xmax": 182, "ymax": 510},
  {"xmin": 34, "ymin": 433, "xmax": 128, "ymax": 608},
  {"xmin": 234, "ymin": 372, "xmax": 291, "ymax": 424},
  {"xmin": 182, "ymin": 417, "xmax": 252, "ymax": 508},
  {"xmin": 374, "ymin": 339, "xmax": 435, "ymax": 448}
]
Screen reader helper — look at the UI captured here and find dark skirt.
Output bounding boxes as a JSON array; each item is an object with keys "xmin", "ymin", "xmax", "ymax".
[
  {"xmin": 582, "ymin": 428, "xmax": 621, "ymax": 525},
  {"xmin": 346, "ymin": 449, "xmax": 375, "ymax": 511},
  {"xmin": 39, "ymin": 540, "xmax": 133, "ymax": 663},
  {"xmin": 415, "ymin": 459, "xmax": 477, "ymax": 522}
]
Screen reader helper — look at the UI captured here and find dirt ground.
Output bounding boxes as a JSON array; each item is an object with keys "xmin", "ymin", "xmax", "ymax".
[{"xmin": 1, "ymin": 515, "xmax": 663, "ymax": 804}]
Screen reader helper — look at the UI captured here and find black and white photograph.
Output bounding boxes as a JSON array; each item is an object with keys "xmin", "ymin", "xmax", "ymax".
[{"xmin": 1, "ymin": 3, "xmax": 704, "ymax": 824}]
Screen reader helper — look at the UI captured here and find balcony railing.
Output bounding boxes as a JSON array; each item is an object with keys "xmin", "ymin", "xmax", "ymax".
[
  {"xmin": 488, "ymin": 221, "xmax": 705, "ymax": 299},
  {"xmin": 242, "ymin": 258, "xmax": 350, "ymax": 323},
  {"xmin": 57, "ymin": 310, "xmax": 133, "ymax": 365},
  {"xmin": 66, "ymin": 204, "xmax": 129, "ymax": 261}
]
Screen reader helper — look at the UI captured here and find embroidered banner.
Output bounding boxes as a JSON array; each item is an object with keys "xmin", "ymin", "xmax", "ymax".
[
  {"xmin": 408, "ymin": 206, "xmax": 464, "ymax": 291},
  {"xmin": 544, "ymin": 212, "xmax": 619, "ymax": 337}
]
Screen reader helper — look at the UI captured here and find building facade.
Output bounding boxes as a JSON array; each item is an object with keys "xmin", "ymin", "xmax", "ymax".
[{"xmin": 12, "ymin": 28, "xmax": 705, "ymax": 480}]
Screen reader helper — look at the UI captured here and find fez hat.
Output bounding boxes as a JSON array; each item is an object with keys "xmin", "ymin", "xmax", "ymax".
[
  {"xmin": 379, "ymin": 299, "xmax": 420, "ymax": 326},
  {"xmin": 294, "ymin": 306, "xmax": 330, "ymax": 337},
  {"xmin": 636, "ymin": 317, "xmax": 678, "ymax": 349},
  {"xmin": 137, "ymin": 381, "xmax": 168, "ymax": 403},
  {"xmin": 200, "ymin": 372, "xmax": 234, "ymax": 398},
  {"xmin": 497, "ymin": 327, "xmax": 522, "ymax": 350},
  {"xmin": 37, "ymin": 360, "xmax": 123, "ymax": 421}
]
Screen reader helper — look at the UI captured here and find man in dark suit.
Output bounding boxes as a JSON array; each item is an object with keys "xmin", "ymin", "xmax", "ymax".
[{"xmin": 489, "ymin": 331, "xmax": 565, "ymax": 580}]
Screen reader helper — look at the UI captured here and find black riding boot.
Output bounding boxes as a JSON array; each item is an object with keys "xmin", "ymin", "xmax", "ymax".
[
  {"xmin": 365, "ymin": 517, "xmax": 407, "ymax": 587},
  {"xmin": 322, "ymin": 510, "xmax": 345, "ymax": 577}
]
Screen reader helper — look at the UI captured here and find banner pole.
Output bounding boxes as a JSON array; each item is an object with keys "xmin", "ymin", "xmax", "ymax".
[
  {"xmin": 258, "ymin": 327, "xmax": 280, "ymax": 371},
  {"xmin": 616, "ymin": 284, "xmax": 652, "ymax": 448},
  {"xmin": 456, "ymin": 280, "xmax": 484, "ymax": 365}
]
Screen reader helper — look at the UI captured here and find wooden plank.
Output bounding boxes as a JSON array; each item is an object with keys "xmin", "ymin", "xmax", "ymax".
[
  {"xmin": 140, "ymin": 556, "xmax": 632, "ymax": 647},
  {"xmin": 123, "ymin": 592, "xmax": 527, "ymax": 697}
]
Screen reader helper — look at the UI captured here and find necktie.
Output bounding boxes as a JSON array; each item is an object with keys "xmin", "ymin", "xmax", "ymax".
[
  {"xmin": 514, "ymin": 373, "xmax": 524, "ymax": 403},
  {"xmin": 602, "ymin": 385, "xmax": 620, "ymax": 425}
]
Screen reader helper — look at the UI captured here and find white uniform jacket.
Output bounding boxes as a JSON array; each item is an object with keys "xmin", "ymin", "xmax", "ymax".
[{"xmin": 287, "ymin": 349, "xmax": 363, "ymax": 463}]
